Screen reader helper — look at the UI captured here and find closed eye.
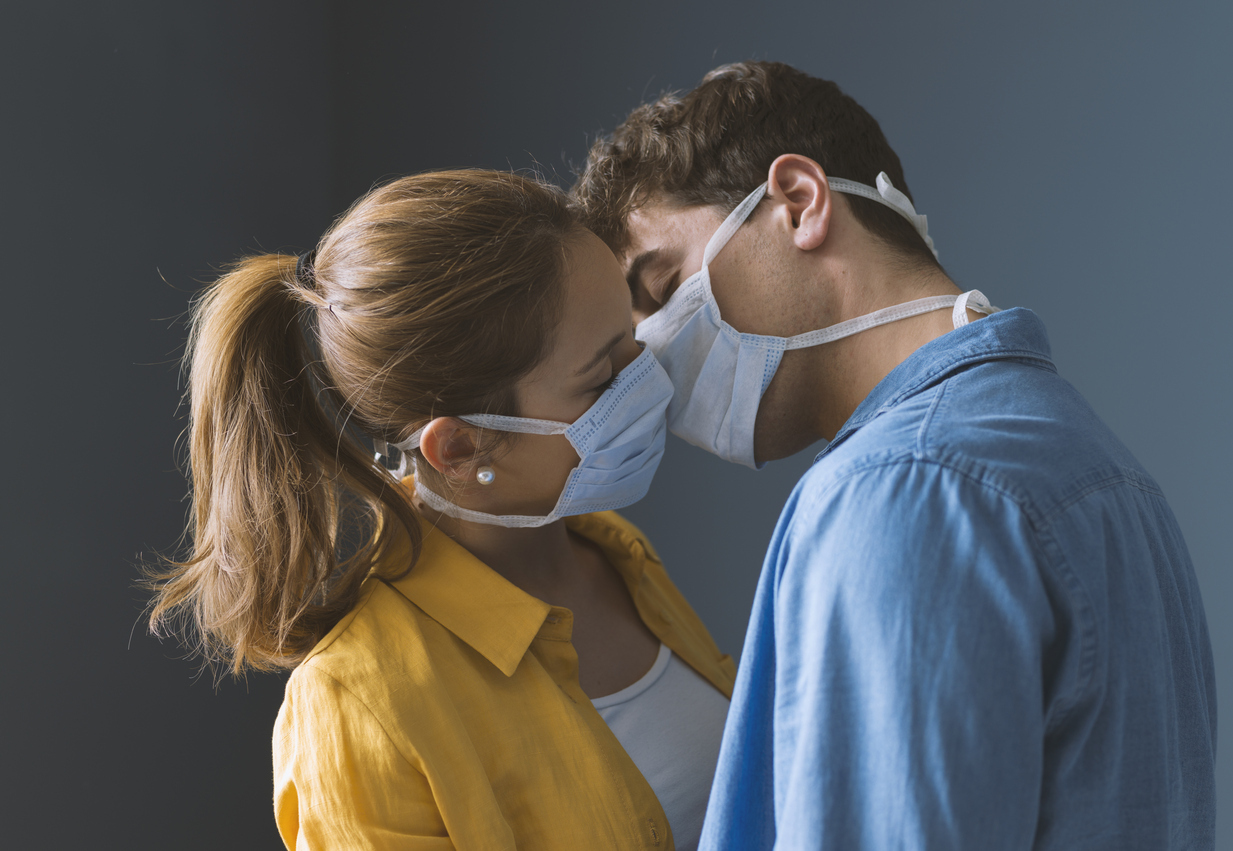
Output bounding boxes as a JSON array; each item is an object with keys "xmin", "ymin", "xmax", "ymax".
[
  {"xmin": 652, "ymin": 272, "xmax": 681, "ymax": 307},
  {"xmin": 593, "ymin": 373, "xmax": 619, "ymax": 395},
  {"xmin": 627, "ymin": 249, "xmax": 682, "ymax": 322}
]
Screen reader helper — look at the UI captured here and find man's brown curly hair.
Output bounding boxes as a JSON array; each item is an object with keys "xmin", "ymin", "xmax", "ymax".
[{"xmin": 572, "ymin": 60, "xmax": 939, "ymax": 271}]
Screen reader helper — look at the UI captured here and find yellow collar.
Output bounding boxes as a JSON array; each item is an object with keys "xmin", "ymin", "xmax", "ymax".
[{"xmin": 383, "ymin": 511, "xmax": 657, "ymax": 677}]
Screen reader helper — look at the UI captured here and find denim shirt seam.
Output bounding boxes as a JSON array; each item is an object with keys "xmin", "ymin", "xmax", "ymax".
[
  {"xmin": 1028, "ymin": 471, "xmax": 1164, "ymax": 728},
  {"xmin": 1025, "ymin": 520, "xmax": 1100, "ymax": 729},
  {"xmin": 888, "ymin": 348, "xmax": 1056, "ymax": 414},
  {"xmin": 915, "ymin": 381, "xmax": 949, "ymax": 458},
  {"xmin": 915, "ymin": 449, "xmax": 1100, "ymax": 729},
  {"xmin": 1039, "ymin": 467, "xmax": 1165, "ymax": 522},
  {"xmin": 829, "ymin": 351, "xmax": 1057, "ymax": 455},
  {"xmin": 803, "ymin": 450, "xmax": 1098, "ymax": 726}
]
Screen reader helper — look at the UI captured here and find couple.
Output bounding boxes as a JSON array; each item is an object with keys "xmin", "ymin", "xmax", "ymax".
[{"xmin": 150, "ymin": 62, "xmax": 1216, "ymax": 849}]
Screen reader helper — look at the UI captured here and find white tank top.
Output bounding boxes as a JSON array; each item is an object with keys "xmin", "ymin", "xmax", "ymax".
[{"xmin": 592, "ymin": 644, "xmax": 730, "ymax": 851}]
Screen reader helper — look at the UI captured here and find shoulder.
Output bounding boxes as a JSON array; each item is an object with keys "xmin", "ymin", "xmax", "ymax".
[
  {"xmin": 775, "ymin": 451, "xmax": 1049, "ymax": 625},
  {"xmin": 811, "ymin": 356, "xmax": 1155, "ymax": 533},
  {"xmin": 916, "ymin": 359, "xmax": 1157, "ymax": 516},
  {"xmin": 788, "ymin": 448, "xmax": 1037, "ymax": 547},
  {"xmin": 297, "ymin": 577, "xmax": 425, "ymax": 678},
  {"xmin": 767, "ymin": 455, "xmax": 1061, "ymax": 707},
  {"xmin": 277, "ymin": 577, "xmax": 449, "ymax": 739}
]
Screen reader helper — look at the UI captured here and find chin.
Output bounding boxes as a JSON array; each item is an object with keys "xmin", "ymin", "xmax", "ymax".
[{"xmin": 754, "ymin": 430, "xmax": 825, "ymax": 465}]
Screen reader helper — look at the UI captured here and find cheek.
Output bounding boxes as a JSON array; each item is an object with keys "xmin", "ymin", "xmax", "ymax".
[
  {"xmin": 710, "ymin": 251, "xmax": 791, "ymax": 337},
  {"xmin": 497, "ymin": 433, "xmax": 582, "ymax": 508},
  {"xmin": 709, "ymin": 260, "xmax": 759, "ymax": 330},
  {"xmin": 539, "ymin": 434, "xmax": 583, "ymax": 477}
]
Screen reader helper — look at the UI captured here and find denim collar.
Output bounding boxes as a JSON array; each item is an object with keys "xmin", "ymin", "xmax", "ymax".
[{"xmin": 819, "ymin": 307, "xmax": 1056, "ymax": 460}]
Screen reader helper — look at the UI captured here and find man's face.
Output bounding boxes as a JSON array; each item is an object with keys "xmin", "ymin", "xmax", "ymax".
[
  {"xmin": 622, "ymin": 198, "xmax": 720, "ymax": 325},
  {"xmin": 621, "ymin": 193, "xmax": 812, "ymax": 338},
  {"xmin": 620, "ymin": 191, "xmax": 829, "ymax": 464}
]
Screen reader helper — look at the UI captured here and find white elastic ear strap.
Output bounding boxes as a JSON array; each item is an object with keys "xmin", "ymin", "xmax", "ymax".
[
  {"xmin": 783, "ymin": 289, "xmax": 1000, "ymax": 350},
  {"xmin": 377, "ymin": 425, "xmax": 428, "ymax": 482},
  {"xmin": 457, "ymin": 414, "xmax": 570, "ymax": 436},
  {"xmin": 952, "ymin": 290, "xmax": 996, "ymax": 327},
  {"xmin": 391, "ymin": 414, "xmax": 569, "ymax": 455},
  {"xmin": 373, "ymin": 432, "xmax": 412, "ymax": 480},
  {"xmin": 392, "ymin": 426, "xmax": 427, "ymax": 453},
  {"xmin": 378, "ymin": 414, "xmax": 572, "ymax": 481},
  {"xmin": 828, "ymin": 173, "xmax": 937, "ymax": 260},
  {"xmin": 704, "ymin": 173, "xmax": 937, "ymax": 268},
  {"xmin": 703, "ymin": 184, "xmax": 768, "ymax": 266},
  {"xmin": 413, "ymin": 478, "xmax": 555, "ymax": 528},
  {"xmin": 783, "ymin": 295, "xmax": 960, "ymax": 349}
]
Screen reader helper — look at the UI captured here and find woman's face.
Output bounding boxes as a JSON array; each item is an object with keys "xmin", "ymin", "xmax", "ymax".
[{"xmin": 481, "ymin": 228, "xmax": 643, "ymax": 516}]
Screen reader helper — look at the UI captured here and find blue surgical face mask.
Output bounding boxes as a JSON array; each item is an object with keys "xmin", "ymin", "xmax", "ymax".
[
  {"xmin": 634, "ymin": 172, "xmax": 998, "ymax": 469},
  {"xmin": 378, "ymin": 345, "xmax": 673, "ymax": 528}
]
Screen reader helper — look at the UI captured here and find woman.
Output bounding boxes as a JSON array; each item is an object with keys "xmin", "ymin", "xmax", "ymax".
[{"xmin": 148, "ymin": 170, "xmax": 734, "ymax": 850}]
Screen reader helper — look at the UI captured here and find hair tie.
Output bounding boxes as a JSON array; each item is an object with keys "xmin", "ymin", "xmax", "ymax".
[{"xmin": 295, "ymin": 250, "xmax": 317, "ymax": 286}]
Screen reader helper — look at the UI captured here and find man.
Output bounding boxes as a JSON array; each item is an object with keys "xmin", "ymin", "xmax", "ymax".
[{"xmin": 572, "ymin": 61, "xmax": 1216, "ymax": 849}]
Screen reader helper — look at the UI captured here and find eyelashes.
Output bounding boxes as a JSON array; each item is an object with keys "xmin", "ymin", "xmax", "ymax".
[{"xmin": 594, "ymin": 373, "xmax": 619, "ymax": 395}]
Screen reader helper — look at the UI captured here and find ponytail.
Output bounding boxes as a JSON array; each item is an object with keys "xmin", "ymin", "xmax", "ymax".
[
  {"xmin": 147, "ymin": 254, "xmax": 420, "ymax": 675},
  {"xmin": 149, "ymin": 170, "xmax": 576, "ymax": 676}
]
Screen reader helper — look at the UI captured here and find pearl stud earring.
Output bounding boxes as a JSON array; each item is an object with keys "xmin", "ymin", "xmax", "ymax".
[{"xmin": 476, "ymin": 466, "xmax": 495, "ymax": 485}]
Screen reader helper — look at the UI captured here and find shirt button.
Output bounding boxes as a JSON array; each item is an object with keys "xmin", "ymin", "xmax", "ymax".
[{"xmin": 647, "ymin": 817, "xmax": 662, "ymax": 846}]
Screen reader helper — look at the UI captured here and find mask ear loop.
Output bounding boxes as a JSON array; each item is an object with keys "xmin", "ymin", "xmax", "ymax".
[
  {"xmin": 376, "ymin": 416, "xmax": 573, "ymax": 483},
  {"xmin": 373, "ymin": 350, "xmax": 653, "ymax": 483},
  {"xmin": 827, "ymin": 172, "xmax": 938, "ymax": 260},
  {"xmin": 707, "ymin": 173, "xmax": 937, "ymax": 266},
  {"xmin": 951, "ymin": 290, "xmax": 998, "ymax": 327},
  {"xmin": 703, "ymin": 184, "xmax": 768, "ymax": 268}
]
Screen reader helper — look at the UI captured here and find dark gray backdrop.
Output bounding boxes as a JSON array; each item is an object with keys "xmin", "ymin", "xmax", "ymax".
[{"xmin": 4, "ymin": 1, "xmax": 1229, "ymax": 847}]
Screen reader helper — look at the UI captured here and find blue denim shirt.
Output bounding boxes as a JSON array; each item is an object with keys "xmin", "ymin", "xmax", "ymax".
[{"xmin": 698, "ymin": 308, "xmax": 1217, "ymax": 850}]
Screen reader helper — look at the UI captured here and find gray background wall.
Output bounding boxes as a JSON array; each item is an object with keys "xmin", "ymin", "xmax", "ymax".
[{"xmin": 4, "ymin": 1, "xmax": 1228, "ymax": 847}]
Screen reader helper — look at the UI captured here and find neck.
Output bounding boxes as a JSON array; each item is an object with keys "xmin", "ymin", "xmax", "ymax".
[
  {"xmin": 754, "ymin": 263, "xmax": 972, "ymax": 461},
  {"xmin": 412, "ymin": 492, "xmax": 577, "ymax": 599},
  {"xmin": 814, "ymin": 273, "xmax": 970, "ymax": 433}
]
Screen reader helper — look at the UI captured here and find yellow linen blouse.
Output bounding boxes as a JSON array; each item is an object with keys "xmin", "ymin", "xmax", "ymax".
[{"xmin": 273, "ymin": 508, "xmax": 736, "ymax": 850}]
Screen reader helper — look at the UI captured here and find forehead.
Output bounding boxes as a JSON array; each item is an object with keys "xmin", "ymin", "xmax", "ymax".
[
  {"xmin": 621, "ymin": 195, "xmax": 727, "ymax": 271},
  {"xmin": 536, "ymin": 230, "xmax": 628, "ymax": 364},
  {"xmin": 561, "ymin": 229, "xmax": 628, "ymax": 309}
]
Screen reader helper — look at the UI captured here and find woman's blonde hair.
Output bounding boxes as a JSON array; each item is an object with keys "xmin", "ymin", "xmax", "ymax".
[{"xmin": 148, "ymin": 170, "xmax": 577, "ymax": 675}]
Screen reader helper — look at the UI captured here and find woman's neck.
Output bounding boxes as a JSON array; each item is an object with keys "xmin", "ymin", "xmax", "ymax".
[{"xmin": 413, "ymin": 495, "xmax": 578, "ymax": 601}]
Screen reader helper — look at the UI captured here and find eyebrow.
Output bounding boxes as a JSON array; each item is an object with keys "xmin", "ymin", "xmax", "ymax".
[
  {"xmin": 624, "ymin": 249, "xmax": 661, "ymax": 295},
  {"xmin": 575, "ymin": 330, "xmax": 628, "ymax": 378}
]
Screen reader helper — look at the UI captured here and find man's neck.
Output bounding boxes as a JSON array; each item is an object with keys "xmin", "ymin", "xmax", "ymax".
[{"xmin": 753, "ymin": 267, "xmax": 971, "ymax": 462}]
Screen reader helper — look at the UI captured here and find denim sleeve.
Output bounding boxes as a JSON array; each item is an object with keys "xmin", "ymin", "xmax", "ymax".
[{"xmin": 771, "ymin": 458, "xmax": 1056, "ymax": 850}]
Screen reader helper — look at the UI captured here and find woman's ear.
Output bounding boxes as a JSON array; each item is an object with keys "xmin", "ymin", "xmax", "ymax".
[
  {"xmin": 766, "ymin": 154, "xmax": 832, "ymax": 251},
  {"xmin": 416, "ymin": 417, "xmax": 482, "ymax": 480}
]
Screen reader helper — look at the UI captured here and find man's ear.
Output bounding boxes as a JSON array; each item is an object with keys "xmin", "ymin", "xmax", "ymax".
[
  {"xmin": 417, "ymin": 417, "xmax": 482, "ymax": 480},
  {"xmin": 766, "ymin": 154, "xmax": 832, "ymax": 251}
]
